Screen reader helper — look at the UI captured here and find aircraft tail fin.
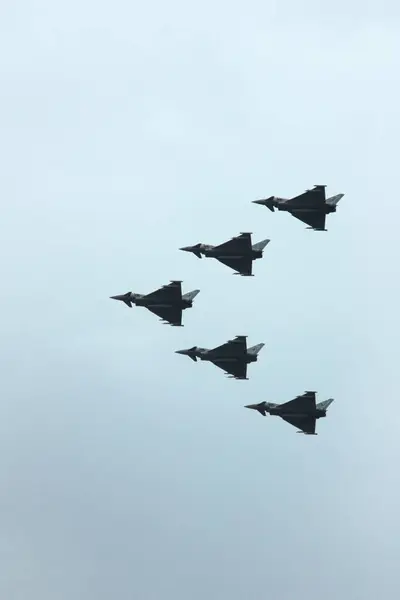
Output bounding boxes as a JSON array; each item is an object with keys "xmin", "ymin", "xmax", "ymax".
[
  {"xmin": 247, "ymin": 343, "xmax": 265, "ymax": 356},
  {"xmin": 327, "ymin": 193, "xmax": 344, "ymax": 206},
  {"xmin": 252, "ymin": 239, "xmax": 270, "ymax": 252},
  {"xmin": 316, "ymin": 398, "xmax": 334, "ymax": 411},
  {"xmin": 182, "ymin": 289, "xmax": 200, "ymax": 302}
]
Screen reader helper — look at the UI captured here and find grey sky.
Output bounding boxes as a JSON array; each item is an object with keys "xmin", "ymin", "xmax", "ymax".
[{"xmin": 1, "ymin": 1, "xmax": 400, "ymax": 598}]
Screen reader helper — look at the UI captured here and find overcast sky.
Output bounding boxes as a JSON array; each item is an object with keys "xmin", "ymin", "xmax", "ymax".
[{"xmin": 1, "ymin": 1, "xmax": 400, "ymax": 599}]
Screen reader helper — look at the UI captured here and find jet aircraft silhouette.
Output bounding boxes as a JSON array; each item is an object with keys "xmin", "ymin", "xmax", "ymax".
[
  {"xmin": 245, "ymin": 391, "xmax": 334, "ymax": 435},
  {"xmin": 253, "ymin": 185, "xmax": 344, "ymax": 231},
  {"xmin": 176, "ymin": 335, "xmax": 264, "ymax": 380},
  {"xmin": 110, "ymin": 280, "xmax": 199, "ymax": 327},
  {"xmin": 180, "ymin": 232, "xmax": 270, "ymax": 276}
]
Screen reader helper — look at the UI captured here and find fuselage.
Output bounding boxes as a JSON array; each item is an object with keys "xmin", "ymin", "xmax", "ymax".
[
  {"xmin": 196, "ymin": 348, "xmax": 258, "ymax": 363},
  {"xmin": 132, "ymin": 293, "xmax": 192, "ymax": 310},
  {"xmin": 268, "ymin": 406, "xmax": 327, "ymax": 419},
  {"xmin": 274, "ymin": 198, "xmax": 337, "ymax": 215},
  {"xmin": 202, "ymin": 246, "xmax": 262, "ymax": 261}
]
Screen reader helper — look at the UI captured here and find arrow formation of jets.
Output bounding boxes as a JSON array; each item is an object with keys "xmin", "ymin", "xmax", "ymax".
[{"xmin": 110, "ymin": 184, "xmax": 344, "ymax": 435}]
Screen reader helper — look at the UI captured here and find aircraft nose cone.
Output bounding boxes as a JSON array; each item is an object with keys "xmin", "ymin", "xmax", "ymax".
[
  {"xmin": 110, "ymin": 292, "xmax": 132, "ymax": 308},
  {"xmin": 252, "ymin": 198, "xmax": 275, "ymax": 212},
  {"xmin": 179, "ymin": 244, "xmax": 203, "ymax": 259},
  {"xmin": 175, "ymin": 348, "xmax": 198, "ymax": 362},
  {"xmin": 244, "ymin": 402, "xmax": 267, "ymax": 416}
]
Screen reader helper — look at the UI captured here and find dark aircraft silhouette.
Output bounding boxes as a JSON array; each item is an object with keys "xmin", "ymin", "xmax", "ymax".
[
  {"xmin": 110, "ymin": 280, "xmax": 199, "ymax": 327},
  {"xmin": 245, "ymin": 391, "xmax": 334, "ymax": 435},
  {"xmin": 253, "ymin": 185, "xmax": 344, "ymax": 231},
  {"xmin": 180, "ymin": 232, "xmax": 270, "ymax": 276},
  {"xmin": 176, "ymin": 335, "xmax": 264, "ymax": 380}
]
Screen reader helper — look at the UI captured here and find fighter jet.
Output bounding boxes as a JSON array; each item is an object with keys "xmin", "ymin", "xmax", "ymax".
[
  {"xmin": 253, "ymin": 185, "xmax": 344, "ymax": 231},
  {"xmin": 110, "ymin": 280, "xmax": 199, "ymax": 327},
  {"xmin": 245, "ymin": 391, "xmax": 334, "ymax": 435},
  {"xmin": 180, "ymin": 232, "xmax": 270, "ymax": 276},
  {"xmin": 175, "ymin": 335, "xmax": 264, "ymax": 380}
]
